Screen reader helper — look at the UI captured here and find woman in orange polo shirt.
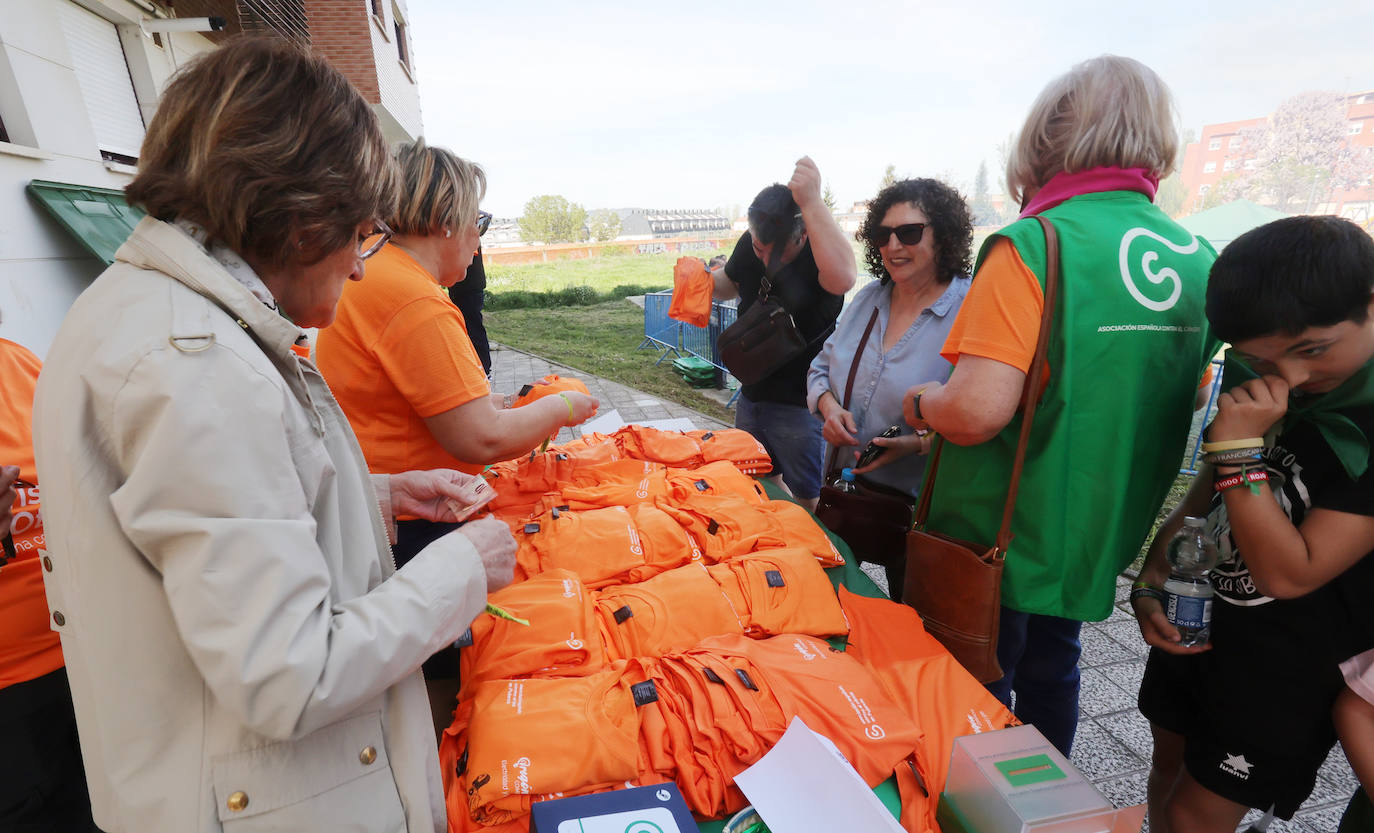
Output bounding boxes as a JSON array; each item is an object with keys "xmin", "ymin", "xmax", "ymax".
[
  {"xmin": 318, "ymin": 140, "xmax": 599, "ymax": 565},
  {"xmin": 316, "ymin": 141, "xmax": 598, "ymax": 725}
]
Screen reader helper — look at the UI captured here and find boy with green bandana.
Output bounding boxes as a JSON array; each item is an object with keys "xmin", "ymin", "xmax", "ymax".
[{"xmin": 1134, "ymin": 216, "xmax": 1374, "ymax": 832}]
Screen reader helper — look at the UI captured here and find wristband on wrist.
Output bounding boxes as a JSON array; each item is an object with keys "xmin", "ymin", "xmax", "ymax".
[
  {"xmin": 557, "ymin": 392, "xmax": 575, "ymax": 424},
  {"xmin": 1201, "ymin": 437, "xmax": 1265, "ymax": 453},
  {"xmin": 1214, "ymin": 467, "xmax": 1268, "ymax": 495},
  {"xmin": 1130, "ymin": 586, "xmax": 1168, "ymax": 605},
  {"xmin": 1205, "ymin": 448, "xmax": 1264, "ymax": 464}
]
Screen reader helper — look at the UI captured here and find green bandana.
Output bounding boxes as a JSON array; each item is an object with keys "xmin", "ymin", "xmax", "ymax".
[{"xmin": 1224, "ymin": 354, "xmax": 1374, "ymax": 480}]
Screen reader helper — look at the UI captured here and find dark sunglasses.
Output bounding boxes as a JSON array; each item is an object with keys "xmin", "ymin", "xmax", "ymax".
[
  {"xmin": 867, "ymin": 222, "xmax": 927, "ymax": 247},
  {"xmin": 477, "ymin": 210, "xmax": 492, "ymax": 237}
]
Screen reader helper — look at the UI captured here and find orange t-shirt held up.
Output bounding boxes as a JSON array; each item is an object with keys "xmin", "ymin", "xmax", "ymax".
[{"xmin": 316, "ymin": 243, "xmax": 491, "ymax": 474}]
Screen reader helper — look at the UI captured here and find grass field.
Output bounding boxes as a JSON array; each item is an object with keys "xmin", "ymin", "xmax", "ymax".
[
  {"xmin": 485, "ymin": 248, "xmax": 734, "ymax": 296},
  {"xmin": 485, "ymin": 299, "xmax": 736, "ymax": 424}
]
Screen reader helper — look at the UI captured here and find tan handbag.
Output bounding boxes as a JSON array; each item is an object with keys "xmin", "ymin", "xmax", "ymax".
[{"xmin": 902, "ymin": 215, "xmax": 1060, "ymax": 684}]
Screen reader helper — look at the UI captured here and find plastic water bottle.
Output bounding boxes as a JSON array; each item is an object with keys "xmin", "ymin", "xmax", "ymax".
[
  {"xmin": 834, "ymin": 468, "xmax": 858, "ymax": 493},
  {"xmin": 1164, "ymin": 516, "xmax": 1218, "ymax": 647}
]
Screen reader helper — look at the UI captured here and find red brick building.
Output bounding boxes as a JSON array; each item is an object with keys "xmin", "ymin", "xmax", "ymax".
[
  {"xmin": 1179, "ymin": 90, "xmax": 1374, "ymax": 223},
  {"xmin": 174, "ymin": 0, "xmax": 423, "ymax": 141}
]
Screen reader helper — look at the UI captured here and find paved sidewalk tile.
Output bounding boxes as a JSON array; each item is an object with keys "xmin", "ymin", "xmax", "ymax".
[{"xmin": 488, "ymin": 344, "xmax": 730, "ymax": 443}]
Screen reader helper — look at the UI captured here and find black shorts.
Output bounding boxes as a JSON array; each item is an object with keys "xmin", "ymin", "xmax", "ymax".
[{"xmin": 1139, "ymin": 639, "xmax": 1343, "ymax": 819}]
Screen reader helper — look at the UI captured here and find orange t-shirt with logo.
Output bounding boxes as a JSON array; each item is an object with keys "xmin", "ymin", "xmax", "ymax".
[
  {"xmin": 315, "ymin": 243, "xmax": 490, "ymax": 475},
  {"xmin": 0, "ymin": 338, "xmax": 60, "ymax": 690}
]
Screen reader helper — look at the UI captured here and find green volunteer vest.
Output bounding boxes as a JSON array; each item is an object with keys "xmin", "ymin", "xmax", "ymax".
[{"xmin": 927, "ymin": 191, "xmax": 1220, "ymax": 621}]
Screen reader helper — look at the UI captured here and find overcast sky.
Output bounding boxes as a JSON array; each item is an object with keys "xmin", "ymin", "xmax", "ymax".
[{"xmin": 409, "ymin": 0, "xmax": 1373, "ymax": 219}]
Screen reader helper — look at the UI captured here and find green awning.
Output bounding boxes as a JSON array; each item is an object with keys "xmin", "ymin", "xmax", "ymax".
[
  {"xmin": 27, "ymin": 179, "xmax": 144, "ymax": 265},
  {"xmin": 1178, "ymin": 199, "xmax": 1287, "ymax": 252}
]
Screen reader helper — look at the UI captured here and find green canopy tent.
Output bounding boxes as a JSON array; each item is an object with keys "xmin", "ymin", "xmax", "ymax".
[{"xmin": 1178, "ymin": 199, "xmax": 1287, "ymax": 251}]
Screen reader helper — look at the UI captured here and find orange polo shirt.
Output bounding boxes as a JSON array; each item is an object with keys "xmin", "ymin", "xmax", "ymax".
[
  {"xmin": 0, "ymin": 338, "xmax": 61, "ymax": 690},
  {"xmin": 315, "ymin": 243, "xmax": 490, "ymax": 475}
]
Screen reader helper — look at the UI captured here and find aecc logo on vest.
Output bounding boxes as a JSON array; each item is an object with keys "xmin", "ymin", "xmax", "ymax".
[{"xmin": 1118, "ymin": 227, "xmax": 1201, "ymax": 312}]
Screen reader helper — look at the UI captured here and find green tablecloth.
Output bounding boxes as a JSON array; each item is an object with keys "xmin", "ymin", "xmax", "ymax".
[{"xmin": 694, "ymin": 478, "xmax": 902, "ymax": 832}]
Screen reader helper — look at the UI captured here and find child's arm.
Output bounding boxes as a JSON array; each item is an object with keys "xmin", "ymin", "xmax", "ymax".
[
  {"xmin": 1209, "ymin": 375, "xmax": 1374, "ymax": 598},
  {"xmin": 1131, "ymin": 467, "xmax": 1215, "ymax": 653}
]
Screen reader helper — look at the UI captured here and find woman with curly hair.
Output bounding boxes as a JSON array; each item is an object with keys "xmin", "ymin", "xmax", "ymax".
[{"xmin": 807, "ymin": 178, "xmax": 973, "ymax": 595}]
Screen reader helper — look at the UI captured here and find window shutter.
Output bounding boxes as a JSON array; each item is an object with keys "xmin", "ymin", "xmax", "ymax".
[{"xmin": 57, "ymin": 1, "xmax": 145, "ymax": 159}]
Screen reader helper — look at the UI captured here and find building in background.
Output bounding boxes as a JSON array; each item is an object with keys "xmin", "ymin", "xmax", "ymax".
[
  {"xmin": 1179, "ymin": 90, "xmax": 1374, "ymax": 220},
  {"xmin": 480, "ymin": 217, "xmax": 522, "ymax": 248},
  {"xmin": 1177, "ymin": 117, "xmax": 1267, "ymax": 214},
  {"xmin": 0, "ymin": 0, "xmax": 420, "ymax": 356},
  {"xmin": 614, "ymin": 207, "xmax": 730, "ymax": 241}
]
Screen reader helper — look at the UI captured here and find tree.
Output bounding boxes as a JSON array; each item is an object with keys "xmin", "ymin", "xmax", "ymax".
[
  {"xmin": 1156, "ymin": 173, "xmax": 1186, "ymax": 218},
  {"xmin": 969, "ymin": 160, "xmax": 997, "ymax": 225},
  {"xmin": 879, "ymin": 164, "xmax": 896, "ymax": 191},
  {"xmin": 1231, "ymin": 91, "xmax": 1374, "ymax": 213},
  {"xmin": 821, "ymin": 182, "xmax": 836, "ymax": 211},
  {"xmin": 1199, "ymin": 174, "xmax": 1247, "ymax": 211},
  {"xmin": 518, "ymin": 195, "xmax": 588, "ymax": 244},
  {"xmin": 587, "ymin": 209, "xmax": 621, "ymax": 242}
]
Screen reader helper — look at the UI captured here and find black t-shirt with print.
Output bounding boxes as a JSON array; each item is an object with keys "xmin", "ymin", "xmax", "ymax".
[
  {"xmin": 725, "ymin": 231, "xmax": 843, "ymax": 407},
  {"xmin": 1206, "ymin": 403, "xmax": 1374, "ymax": 664}
]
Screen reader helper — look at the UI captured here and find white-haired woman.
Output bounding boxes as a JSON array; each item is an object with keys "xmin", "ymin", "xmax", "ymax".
[{"xmin": 903, "ymin": 55, "xmax": 1218, "ymax": 755}]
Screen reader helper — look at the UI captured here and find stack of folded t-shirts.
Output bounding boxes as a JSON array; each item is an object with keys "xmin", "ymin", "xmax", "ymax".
[
  {"xmin": 444, "ymin": 632, "xmax": 927, "ymax": 830},
  {"xmin": 456, "ymin": 548, "xmax": 849, "ymax": 699}
]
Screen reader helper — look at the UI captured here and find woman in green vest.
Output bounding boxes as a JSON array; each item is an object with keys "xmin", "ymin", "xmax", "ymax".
[{"xmin": 903, "ymin": 55, "xmax": 1219, "ymax": 754}]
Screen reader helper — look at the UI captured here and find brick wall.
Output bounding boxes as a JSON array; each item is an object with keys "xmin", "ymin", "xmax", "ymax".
[{"xmin": 303, "ymin": 0, "xmax": 379, "ymax": 102}]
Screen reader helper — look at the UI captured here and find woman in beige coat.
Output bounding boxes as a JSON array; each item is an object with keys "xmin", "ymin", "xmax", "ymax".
[{"xmin": 32, "ymin": 38, "xmax": 515, "ymax": 833}]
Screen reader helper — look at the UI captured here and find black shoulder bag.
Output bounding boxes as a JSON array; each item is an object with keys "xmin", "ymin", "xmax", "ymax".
[{"xmin": 716, "ymin": 242, "xmax": 811, "ymax": 386}]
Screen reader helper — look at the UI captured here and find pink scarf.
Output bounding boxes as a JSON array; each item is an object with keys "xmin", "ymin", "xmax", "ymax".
[{"xmin": 1018, "ymin": 166, "xmax": 1159, "ymax": 218}]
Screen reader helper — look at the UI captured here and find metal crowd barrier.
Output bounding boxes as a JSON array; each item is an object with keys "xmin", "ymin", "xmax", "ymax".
[{"xmin": 638, "ymin": 291, "xmax": 740, "ymax": 406}]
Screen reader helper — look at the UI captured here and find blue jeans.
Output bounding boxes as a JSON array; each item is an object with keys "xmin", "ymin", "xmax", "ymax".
[
  {"xmin": 986, "ymin": 607, "xmax": 1083, "ymax": 756},
  {"xmin": 734, "ymin": 395, "xmax": 825, "ymax": 500}
]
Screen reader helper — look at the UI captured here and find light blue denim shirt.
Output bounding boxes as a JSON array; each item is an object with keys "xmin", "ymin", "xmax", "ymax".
[{"xmin": 806, "ymin": 275, "xmax": 970, "ymax": 496}]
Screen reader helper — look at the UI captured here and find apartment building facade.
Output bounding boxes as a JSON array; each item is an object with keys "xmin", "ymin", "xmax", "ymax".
[
  {"xmin": 1179, "ymin": 90, "xmax": 1374, "ymax": 220},
  {"xmin": 0, "ymin": 0, "xmax": 421, "ymax": 356}
]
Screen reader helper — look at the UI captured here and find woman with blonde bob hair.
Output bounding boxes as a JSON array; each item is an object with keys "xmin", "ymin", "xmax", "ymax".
[
  {"xmin": 315, "ymin": 139, "xmax": 599, "ymax": 723},
  {"xmin": 903, "ymin": 55, "xmax": 1218, "ymax": 754},
  {"xmin": 33, "ymin": 37, "xmax": 517, "ymax": 833}
]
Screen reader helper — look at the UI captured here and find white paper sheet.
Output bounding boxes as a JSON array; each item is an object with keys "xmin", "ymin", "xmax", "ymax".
[
  {"xmin": 733, "ymin": 717, "xmax": 904, "ymax": 833},
  {"xmin": 580, "ymin": 409, "xmax": 625, "ymax": 434},
  {"xmin": 578, "ymin": 410, "xmax": 697, "ymax": 436}
]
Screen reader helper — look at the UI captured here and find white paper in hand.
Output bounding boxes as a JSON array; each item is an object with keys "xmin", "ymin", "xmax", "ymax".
[{"xmin": 733, "ymin": 716, "xmax": 904, "ymax": 833}]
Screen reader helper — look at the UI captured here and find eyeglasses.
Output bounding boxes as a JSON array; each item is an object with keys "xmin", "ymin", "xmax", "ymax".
[
  {"xmin": 867, "ymin": 223, "xmax": 927, "ymax": 248},
  {"xmin": 477, "ymin": 210, "xmax": 492, "ymax": 237},
  {"xmin": 359, "ymin": 219, "xmax": 394, "ymax": 260}
]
